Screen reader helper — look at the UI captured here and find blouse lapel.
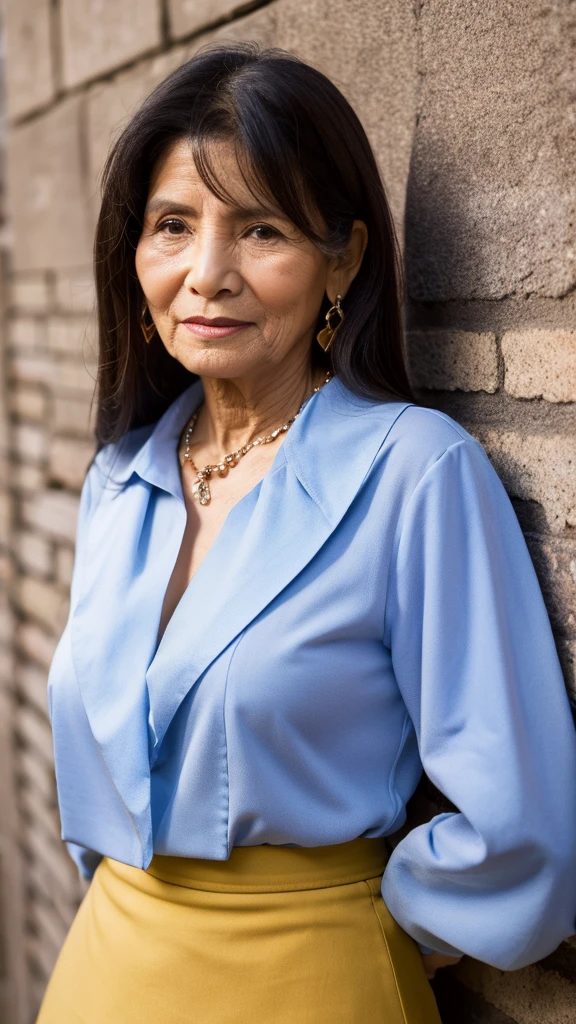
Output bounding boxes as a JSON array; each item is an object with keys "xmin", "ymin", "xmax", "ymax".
[{"xmin": 70, "ymin": 373, "xmax": 411, "ymax": 862}]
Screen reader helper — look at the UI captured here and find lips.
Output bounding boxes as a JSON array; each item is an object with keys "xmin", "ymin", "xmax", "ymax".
[{"xmin": 182, "ymin": 316, "xmax": 252, "ymax": 326}]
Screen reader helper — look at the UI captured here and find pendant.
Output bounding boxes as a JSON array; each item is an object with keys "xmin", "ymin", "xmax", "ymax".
[{"xmin": 192, "ymin": 477, "xmax": 211, "ymax": 505}]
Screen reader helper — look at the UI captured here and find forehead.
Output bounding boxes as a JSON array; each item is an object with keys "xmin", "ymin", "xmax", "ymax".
[{"xmin": 146, "ymin": 137, "xmax": 274, "ymax": 212}]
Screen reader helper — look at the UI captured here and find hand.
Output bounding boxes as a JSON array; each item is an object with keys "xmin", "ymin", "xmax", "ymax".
[{"xmin": 420, "ymin": 953, "xmax": 463, "ymax": 980}]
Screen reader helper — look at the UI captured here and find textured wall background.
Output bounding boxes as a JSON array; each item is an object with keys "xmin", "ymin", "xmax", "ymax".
[{"xmin": 0, "ymin": 1, "xmax": 574, "ymax": 1021}]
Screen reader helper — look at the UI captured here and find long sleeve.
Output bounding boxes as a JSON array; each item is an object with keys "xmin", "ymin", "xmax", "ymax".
[
  {"xmin": 381, "ymin": 437, "xmax": 576, "ymax": 970},
  {"xmin": 48, "ymin": 457, "xmax": 105, "ymax": 882}
]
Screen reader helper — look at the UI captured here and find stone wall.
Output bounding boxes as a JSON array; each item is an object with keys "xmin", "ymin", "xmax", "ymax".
[{"xmin": 0, "ymin": 1, "xmax": 574, "ymax": 1021}]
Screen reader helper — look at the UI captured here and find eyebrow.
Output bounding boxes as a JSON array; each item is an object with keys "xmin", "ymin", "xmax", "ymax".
[{"xmin": 145, "ymin": 197, "xmax": 285, "ymax": 220}]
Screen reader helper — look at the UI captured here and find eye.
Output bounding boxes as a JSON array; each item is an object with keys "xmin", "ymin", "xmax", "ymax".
[
  {"xmin": 247, "ymin": 224, "xmax": 281, "ymax": 241},
  {"xmin": 158, "ymin": 218, "xmax": 187, "ymax": 235}
]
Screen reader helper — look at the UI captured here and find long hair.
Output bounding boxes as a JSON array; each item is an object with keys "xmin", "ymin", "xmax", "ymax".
[{"xmin": 93, "ymin": 42, "xmax": 415, "ymax": 447}]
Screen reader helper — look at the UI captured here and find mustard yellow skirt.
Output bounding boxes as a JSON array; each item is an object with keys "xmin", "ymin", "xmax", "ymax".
[{"xmin": 36, "ymin": 838, "xmax": 441, "ymax": 1023}]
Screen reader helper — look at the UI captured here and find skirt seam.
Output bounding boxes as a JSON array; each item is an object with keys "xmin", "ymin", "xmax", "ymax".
[
  {"xmin": 363, "ymin": 879, "xmax": 409, "ymax": 1024},
  {"xmin": 143, "ymin": 866, "xmax": 389, "ymax": 893}
]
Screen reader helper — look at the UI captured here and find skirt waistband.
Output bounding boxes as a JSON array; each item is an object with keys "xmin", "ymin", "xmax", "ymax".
[{"xmin": 143, "ymin": 837, "xmax": 391, "ymax": 893}]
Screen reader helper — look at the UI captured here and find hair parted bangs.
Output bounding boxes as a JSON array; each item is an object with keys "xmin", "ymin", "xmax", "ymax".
[{"xmin": 93, "ymin": 42, "xmax": 415, "ymax": 447}]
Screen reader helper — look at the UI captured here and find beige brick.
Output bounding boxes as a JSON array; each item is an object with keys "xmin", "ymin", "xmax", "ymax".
[
  {"xmin": 16, "ymin": 663, "xmax": 50, "ymax": 719},
  {"xmin": 22, "ymin": 490, "xmax": 79, "ymax": 544},
  {"xmin": 168, "ymin": 0, "xmax": 244, "ymax": 39},
  {"xmin": 46, "ymin": 316, "xmax": 97, "ymax": 358},
  {"xmin": 14, "ymin": 423, "xmax": 47, "ymax": 464},
  {"xmin": 87, "ymin": 47, "xmax": 188, "ymax": 216},
  {"xmin": 14, "ymin": 463, "xmax": 46, "ymax": 494},
  {"xmin": 55, "ymin": 546, "xmax": 74, "ymax": 589},
  {"xmin": 10, "ymin": 273, "xmax": 51, "ymax": 314},
  {"xmin": 15, "ymin": 577, "xmax": 66, "ymax": 633},
  {"xmin": 557, "ymin": 637, "xmax": 576, "ymax": 700},
  {"xmin": 60, "ymin": 0, "xmax": 162, "ymax": 89},
  {"xmin": 12, "ymin": 355, "xmax": 98, "ymax": 396},
  {"xmin": 502, "ymin": 329, "xmax": 576, "ymax": 403},
  {"xmin": 52, "ymin": 395, "xmax": 95, "ymax": 436},
  {"xmin": 49, "ymin": 437, "xmax": 96, "ymax": 490},
  {"xmin": 17, "ymin": 749, "xmax": 55, "ymax": 805},
  {"xmin": 29, "ymin": 888, "xmax": 70, "ymax": 953},
  {"xmin": 24, "ymin": 931, "xmax": 59, "ymax": 985},
  {"xmin": 8, "ymin": 317, "xmax": 42, "ymax": 352},
  {"xmin": 14, "ymin": 705, "xmax": 54, "ymax": 764},
  {"xmin": 10, "ymin": 386, "xmax": 48, "ymax": 422},
  {"xmin": 0, "ymin": 552, "xmax": 14, "ymax": 586},
  {"xmin": 19, "ymin": 786, "xmax": 62, "ymax": 848},
  {"xmin": 4, "ymin": 0, "xmax": 55, "ymax": 120},
  {"xmin": 457, "ymin": 954, "xmax": 576, "ymax": 1024},
  {"xmin": 52, "ymin": 360, "xmax": 99, "ymax": 396},
  {"xmin": 474, "ymin": 428, "xmax": 576, "ymax": 534},
  {"xmin": 54, "ymin": 269, "xmax": 95, "ymax": 315},
  {"xmin": 15, "ymin": 531, "xmax": 53, "ymax": 577},
  {"xmin": 6, "ymin": 96, "xmax": 93, "ymax": 271},
  {"xmin": 406, "ymin": 331, "xmax": 499, "ymax": 393},
  {"xmin": 15, "ymin": 623, "xmax": 58, "ymax": 670},
  {"xmin": 10, "ymin": 354, "xmax": 53, "ymax": 386},
  {"xmin": 525, "ymin": 536, "xmax": 576, "ymax": 636}
]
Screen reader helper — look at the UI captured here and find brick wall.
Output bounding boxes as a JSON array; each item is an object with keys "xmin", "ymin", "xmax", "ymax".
[{"xmin": 0, "ymin": 2, "xmax": 574, "ymax": 1022}]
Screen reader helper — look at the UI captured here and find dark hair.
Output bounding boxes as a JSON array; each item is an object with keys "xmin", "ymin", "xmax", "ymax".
[{"xmin": 93, "ymin": 42, "xmax": 415, "ymax": 447}]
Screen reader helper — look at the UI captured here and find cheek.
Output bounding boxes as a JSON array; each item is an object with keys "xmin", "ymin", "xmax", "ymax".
[
  {"xmin": 135, "ymin": 241, "xmax": 183, "ymax": 309},
  {"xmin": 244, "ymin": 251, "xmax": 326, "ymax": 321}
]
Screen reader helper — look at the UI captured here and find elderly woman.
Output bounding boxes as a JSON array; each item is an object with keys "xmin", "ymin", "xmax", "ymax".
[{"xmin": 37, "ymin": 43, "xmax": 576, "ymax": 1024}]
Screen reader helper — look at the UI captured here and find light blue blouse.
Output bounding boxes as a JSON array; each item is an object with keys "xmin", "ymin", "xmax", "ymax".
[{"xmin": 47, "ymin": 373, "xmax": 576, "ymax": 970}]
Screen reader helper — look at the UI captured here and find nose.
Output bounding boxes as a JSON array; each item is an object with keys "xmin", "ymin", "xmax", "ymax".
[{"xmin": 182, "ymin": 226, "xmax": 242, "ymax": 299}]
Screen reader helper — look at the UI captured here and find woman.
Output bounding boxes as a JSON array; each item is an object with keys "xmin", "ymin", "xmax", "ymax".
[{"xmin": 37, "ymin": 43, "xmax": 576, "ymax": 1024}]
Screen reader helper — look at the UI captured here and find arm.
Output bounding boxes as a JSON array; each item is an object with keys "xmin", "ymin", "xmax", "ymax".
[{"xmin": 381, "ymin": 438, "xmax": 576, "ymax": 970}]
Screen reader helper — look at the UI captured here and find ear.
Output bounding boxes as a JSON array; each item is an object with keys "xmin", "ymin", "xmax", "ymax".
[{"xmin": 326, "ymin": 220, "xmax": 368, "ymax": 303}]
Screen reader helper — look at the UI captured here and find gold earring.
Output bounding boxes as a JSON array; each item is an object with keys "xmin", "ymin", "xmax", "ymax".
[
  {"xmin": 140, "ymin": 302, "xmax": 156, "ymax": 345},
  {"xmin": 316, "ymin": 294, "xmax": 344, "ymax": 352}
]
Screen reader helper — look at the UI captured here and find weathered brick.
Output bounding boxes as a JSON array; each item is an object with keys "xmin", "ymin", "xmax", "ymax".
[
  {"xmin": 22, "ymin": 487, "xmax": 78, "ymax": 544},
  {"xmin": 473, "ymin": 428, "xmax": 576, "ymax": 534},
  {"xmin": 14, "ymin": 424, "xmax": 47, "ymax": 464},
  {"xmin": 46, "ymin": 315, "xmax": 97, "ymax": 358},
  {"xmin": 406, "ymin": 1, "xmax": 576, "ymax": 300},
  {"xmin": 557, "ymin": 637, "xmax": 576, "ymax": 701},
  {"xmin": 168, "ymin": 0, "xmax": 245, "ymax": 39},
  {"xmin": 10, "ymin": 386, "xmax": 48, "ymax": 422},
  {"xmin": 10, "ymin": 354, "xmax": 53, "ymax": 387},
  {"xmin": 51, "ymin": 361, "xmax": 98, "ymax": 396},
  {"xmin": 60, "ymin": 0, "xmax": 162, "ymax": 89},
  {"xmin": 15, "ymin": 623, "xmax": 58, "ymax": 670},
  {"xmin": 15, "ymin": 531, "xmax": 53, "ymax": 578},
  {"xmin": 55, "ymin": 546, "xmax": 74, "ymax": 589},
  {"xmin": 8, "ymin": 317, "xmax": 43, "ymax": 353},
  {"xmin": 14, "ymin": 705, "xmax": 54, "ymax": 765},
  {"xmin": 10, "ymin": 273, "xmax": 51, "ymax": 314},
  {"xmin": 87, "ymin": 47, "xmax": 189, "ymax": 217},
  {"xmin": 17, "ymin": 749, "xmax": 55, "ymax": 805},
  {"xmin": 16, "ymin": 662, "xmax": 50, "ymax": 721},
  {"xmin": 15, "ymin": 578, "xmax": 66, "ymax": 634},
  {"xmin": 12, "ymin": 356, "xmax": 99, "ymax": 396},
  {"xmin": 407, "ymin": 331, "xmax": 499, "ymax": 394},
  {"xmin": 457, "ymin": 954, "xmax": 576, "ymax": 1023},
  {"xmin": 6, "ymin": 96, "xmax": 93, "ymax": 271},
  {"xmin": 52, "ymin": 395, "xmax": 95, "ymax": 436},
  {"xmin": 4, "ymin": 0, "xmax": 55, "ymax": 120},
  {"xmin": 54, "ymin": 269, "xmax": 95, "ymax": 315},
  {"xmin": 14, "ymin": 463, "xmax": 46, "ymax": 494},
  {"xmin": 48, "ymin": 437, "xmax": 95, "ymax": 490},
  {"xmin": 525, "ymin": 536, "xmax": 576, "ymax": 637},
  {"xmin": 502, "ymin": 330, "xmax": 576, "ymax": 403}
]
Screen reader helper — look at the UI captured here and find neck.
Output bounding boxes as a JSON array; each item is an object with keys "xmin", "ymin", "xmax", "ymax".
[{"xmin": 190, "ymin": 357, "xmax": 329, "ymax": 459}]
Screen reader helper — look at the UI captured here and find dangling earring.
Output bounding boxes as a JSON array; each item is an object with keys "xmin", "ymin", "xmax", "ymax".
[
  {"xmin": 316, "ymin": 294, "xmax": 344, "ymax": 352},
  {"xmin": 140, "ymin": 302, "xmax": 156, "ymax": 345}
]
